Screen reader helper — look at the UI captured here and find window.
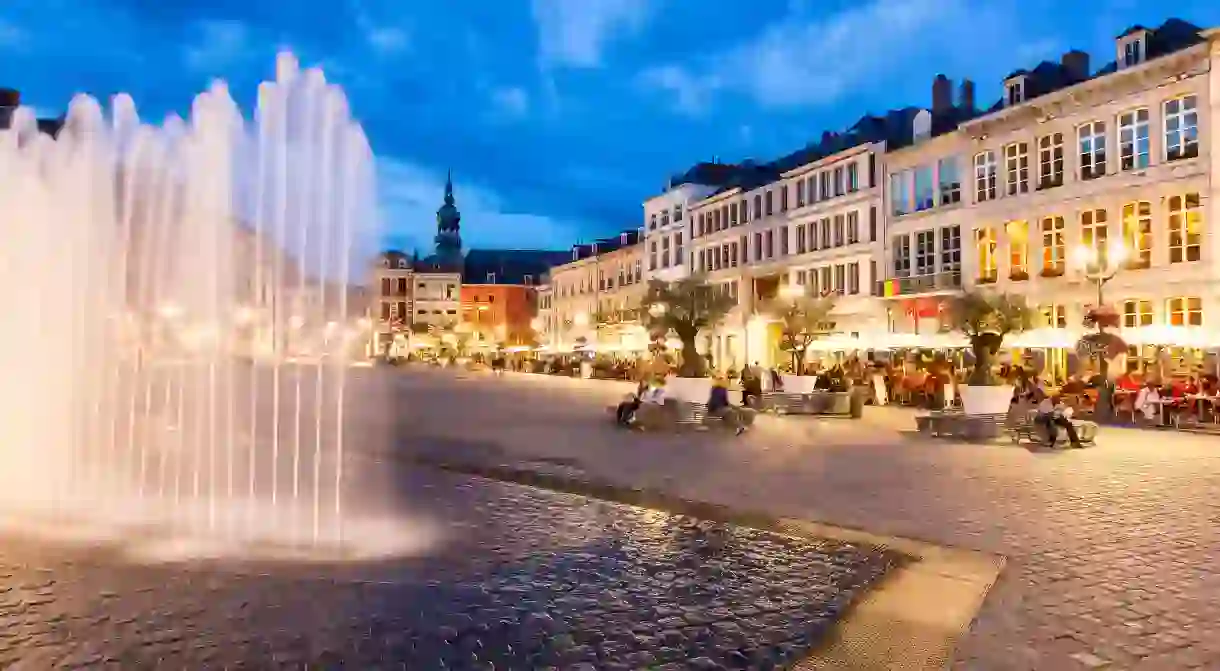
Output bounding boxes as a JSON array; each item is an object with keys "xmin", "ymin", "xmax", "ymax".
[
  {"xmin": 764, "ymin": 191, "xmax": 774, "ymax": 216},
  {"xmin": 649, "ymin": 214, "xmax": 657, "ymax": 230},
  {"xmin": 780, "ymin": 226, "xmax": 789, "ymax": 255},
  {"xmin": 1122, "ymin": 38, "xmax": 1144, "ymax": 68},
  {"xmin": 660, "ymin": 210, "xmax": 670, "ymax": 227},
  {"xmin": 819, "ymin": 172, "xmax": 830, "ymax": 200},
  {"xmin": 846, "ymin": 211, "xmax": 859, "ymax": 244},
  {"xmin": 1118, "ymin": 108, "xmax": 1150, "ymax": 170},
  {"xmin": 1164, "ymin": 96, "xmax": 1199, "ymax": 161},
  {"xmin": 1039, "ymin": 304, "xmax": 1067, "ymax": 329},
  {"xmin": 674, "ymin": 204, "xmax": 684, "ymax": 221},
  {"xmin": 796, "ymin": 225, "xmax": 807, "ymax": 254},
  {"xmin": 975, "ymin": 227, "xmax": 997, "ymax": 283},
  {"xmin": 661, "ymin": 235, "xmax": 671, "ymax": 267},
  {"xmin": 937, "ymin": 157, "xmax": 960, "ymax": 205},
  {"xmin": 1040, "ymin": 216, "xmax": 1065, "ymax": 276},
  {"xmin": 820, "ymin": 218, "xmax": 831, "ymax": 248},
  {"xmin": 1078, "ymin": 121, "xmax": 1107, "ymax": 180},
  {"xmin": 1006, "ymin": 79, "xmax": 1024, "ymax": 105},
  {"xmin": 1120, "ymin": 201, "xmax": 1152, "ymax": 269},
  {"xmin": 740, "ymin": 200, "xmax": 749, "ymax": 224},
  {"xmin": 1168, "ymin": 193, "xmax": 1202, "ymax": 263},
  {"xmin": 753, "ymin": 194, "xmax": 762, "ymax": 219},
  {"xmin": 914, "ymin": 230, "xmax": 935, "ymax": 276},
  {"xmin": 833, "ymin": 167, "xmax": 845, "ymax": 196},
  {"xmin": 973, "ymin": 151, "xmax": 997, "ymax": 202},
  {"xmin": 1122, "ymin": 300, "xmax": 1153, "ymax": 328},
  {"xmin": 1166, "ymin": 296, "xmax": 1202, "ymax": 326},
  {"xmin": 1080, "ymin": 208, "xmax": 1110, "ymax": 270},
  {"xmin": 1004, "ymin": 142, "xmax": 1029, "ymax": 195},
  {"xmin": 890, "ymin": 171, "xmax": 911, "ymax": 216},
  {"xmin": 674, "ymin": 233, "xmax": 684, "ymax": 266},
  {"xmin": 914, "ymin": 165, "xmax": 934, "ymax": 211},
  {"xmin": 833, "ymin": 215, "xmax": 845, "ymax": 247},
  {"xmin": 848, "ymin": 262, "xmax": 860, "ymax": 294},
  {"xmin": 847, "ymin": 163, "xmax": 859, "ymax": 192},
  {"xmin": 1037, "ymin": 133, "xmax": 1064, "ymax": 189},
  {"xmin": 940, "ymin": 226, "xmax": 961, "ymax": 272},
  {"xmin": 892, "ymin": 234, "xmax": 911, "ymax": 278},
  {"xmin": 821, "ymin": 267, "xmax": 833, "ymax": 293},
  {"xmin": 834, "ymin": 265, "xmax": 846, "ymax": 294},
  {"xmin": 780, "ymin": 186, "xmax": 789, "ymax": 212},
  {"xmin": 649, "ymin": 241, "xmax": 657, "ymax": 270},
  {"xmin": 729, "ymin": 203, "xmax": 738, "ymax": 226},
  {"xmin": 765, "ymin": 229, "xmax": 774, "ymax": 258},
  {"xmin": 809, "ymin": 222, "xmax": 820, "ymax": 251},
  {"xmin": 731, "ymin": 241, "xmax": 740, "ymax": 267},
  {"xmin": 696, "ymin": 213, "xmax": 705, "ymax": 237},
  {"xmin": 1007, "ymin": 220, "xmax": 1029, "ymax": 279},
  {"xmin": 796, "ymin": 179, "xmax": 806, "ymax": 207}
]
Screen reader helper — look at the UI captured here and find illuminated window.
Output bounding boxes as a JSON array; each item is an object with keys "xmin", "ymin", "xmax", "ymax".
[
  {"xmin": 1040, "ymin": 216, "xmax": 1065, "ymax": 275},
  {"xmin": 1039, "ymin": 304, "xmax": 1067, "ymax": 329},
  {"xmin": 1167, "ymin": 193, "xmax": 1202, "ymax": 263},
  {"xmin": 1120, "ymin": 201, "xmax": 1152, "ymax": 269},
  {"xmin": 1079, "ymin": 208, "xmax": 1109, "ymax": 270},
  {"xmin": 1164, "ymin": 95, "xmax": 1198, "ymax": 161},
  {"xmin": 974, "ymin": 227, "xmax": 997, "ymax": 283},
  {"xmin": 973, "ymin": 151, "xmax": 997, "ymax": 202},
  {"xmin": 1006, "ymin": 220, "xmax": 1028, "ymax": 279},
  {"xmin": 1121, "ymin": 299, "xmax": 1153, "ymax": 328},
  {"xmin": 1166, "ymin": 296, "xmax": 1202, "ymax": 326}
]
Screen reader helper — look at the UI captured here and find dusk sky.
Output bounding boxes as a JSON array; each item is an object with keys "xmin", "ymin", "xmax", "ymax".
[{"xmin": 4, "ymin": 0, "xmax": 1219, "ymax": 253}]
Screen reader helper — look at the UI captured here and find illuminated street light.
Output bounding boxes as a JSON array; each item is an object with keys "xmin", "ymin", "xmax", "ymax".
[
  {"xmin": 529, "ymin": 317, "xmax": 543, "ymax": 331},
  {"xmin": 778, "ymin": 283, "xmax": 803, "ymax": 300},
  {"xmin": 573, "ymin": 311, "xmax": 589, "ymax": 327}
]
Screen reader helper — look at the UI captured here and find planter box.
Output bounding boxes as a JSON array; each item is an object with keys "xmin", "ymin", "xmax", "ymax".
[
  {"xmin": 960, "ymin": 384, "xmax": 1013, "ymax": 416},
  {"xmin": 781, "ymin": 375, "xmax": 819, "ymax": 394},
  {"xmin": 666, "ymin": 376, "xmax": 711, "ymax": 404}
]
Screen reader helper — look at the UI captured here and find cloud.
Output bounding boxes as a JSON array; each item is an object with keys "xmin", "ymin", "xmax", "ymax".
[
  {"xmin": 183, "ymin": 20, "xmax": 251, "ymax": 72},
  {"xmin": 367, "ymin": 27, "xmax": 409, "ymax": 55},
  {"xmin": 0, "ymin": 19, "xmax": 25, "ymax": 49},
  {"xmin": 377, "ymin": 158, "xmax": 581, "ymax": 252},
  {"xmin": 531, "ymin": 0, "xmax": 653, "ymax": 69},
  {"xmin": 639, "ymin": 0, "xmax": 996, "ymax": 113},
  {"xmin": 490, "ymin": 87, "xmax": 530, "ymax": 119}
]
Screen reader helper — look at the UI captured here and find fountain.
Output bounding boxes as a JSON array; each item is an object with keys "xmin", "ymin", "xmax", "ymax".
[{"xmin": 0, "ymin": 52, "xmax": 412, "ymax": 560}]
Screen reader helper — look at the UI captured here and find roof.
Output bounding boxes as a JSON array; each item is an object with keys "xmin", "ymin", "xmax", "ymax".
[
  {"xmin": 972, "ymin": 17, "xmax": 1205, "ymax": 120},
  {"xmin": 665, "ymin": 17, "xmax": 1207, "ymax": 201},
  {"xmin": 462, "ymin": 248, "xmax": 571, "ymax": 284},
  {"xmin": 568, "ymin": 229, "xmax": 642, "ymax": 262}
]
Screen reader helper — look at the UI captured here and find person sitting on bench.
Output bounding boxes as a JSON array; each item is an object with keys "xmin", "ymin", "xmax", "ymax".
[
  {"xmin": 1035, "ymin": 388, "xmax": 1081, "ymax": 448},
  {"xmin": 707, "ymin": 375, "xmax": 745, "ymax": 435}
]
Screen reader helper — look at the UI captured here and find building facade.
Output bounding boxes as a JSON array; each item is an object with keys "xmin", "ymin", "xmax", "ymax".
[
  {"xmin": 459, "ymin": 249, "xmax": 569, "ymax": 348},
  {"xmin": 882, "ymin": 20, "xmax": 1218, "ymax": 368},
  {"xmin": 547, "ymin": 231, "xmax": 644, "ymax": 352}
]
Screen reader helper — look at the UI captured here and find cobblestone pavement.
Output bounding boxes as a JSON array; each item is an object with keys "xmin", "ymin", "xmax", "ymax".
[
  {"xmin": 389, "ymin": 369, "xmax": 1220, "ymax": 670},
  {"xmin": 0, "ymin": 463, "xmax": 899, "ymax": 669}
]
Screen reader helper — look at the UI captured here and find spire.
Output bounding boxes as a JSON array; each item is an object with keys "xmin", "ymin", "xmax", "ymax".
[{"xmin": 444, "ymin": 168, "xmax": 455, "ymax": 205}]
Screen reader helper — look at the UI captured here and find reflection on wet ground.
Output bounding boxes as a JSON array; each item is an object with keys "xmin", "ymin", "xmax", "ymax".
[{"xmin": 0, "ymin": 468, "xmax": 902, "ymax": 669}]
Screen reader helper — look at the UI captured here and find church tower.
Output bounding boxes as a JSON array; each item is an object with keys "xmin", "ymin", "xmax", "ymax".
[{"xmin": 433, "ymin": 169, "xmax": 463, "ymax": 267}]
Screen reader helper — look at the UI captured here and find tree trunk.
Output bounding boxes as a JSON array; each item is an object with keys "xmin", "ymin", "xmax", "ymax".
[
  {"xmin": 967, "ymin": 336, "xmax": 997, "ymax": 386},
  {"xmin": 678, "ymin": 335, "xmax": 705, "ymax": 377}
]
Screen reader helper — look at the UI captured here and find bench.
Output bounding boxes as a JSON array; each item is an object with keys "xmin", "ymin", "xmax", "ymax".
[
  {"xmin": 1006, "ymin": 409, "xmax": 1097, "ymax": 448},
  {"xmin": 916, "ymin": 409, "xmax": 1007, "ymax": 441},
  {"xmin": 609, "ymin": 399, "xmax": 755, "ymax": 432},
  {"xmin": 760, "ymin": 390, "xmax": 860, "ymax": 418}
]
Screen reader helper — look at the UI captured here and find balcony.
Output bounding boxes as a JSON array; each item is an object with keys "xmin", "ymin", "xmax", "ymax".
[{"xmin": 874, "ymin": 271, "xmax": 962, "ymax": 297}]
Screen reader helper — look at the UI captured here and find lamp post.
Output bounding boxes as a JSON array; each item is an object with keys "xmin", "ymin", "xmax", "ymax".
[{"xmin": 1071, "ymin": 240, "xmax": 1127, "ymax": 417}]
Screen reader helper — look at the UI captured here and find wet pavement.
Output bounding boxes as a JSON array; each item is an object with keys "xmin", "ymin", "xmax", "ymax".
[{"xmin": 0, "ymin": 467, "xmax": 901, "ymax": 669}]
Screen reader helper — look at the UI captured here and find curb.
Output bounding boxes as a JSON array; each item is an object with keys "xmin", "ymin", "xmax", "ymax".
[{"xmin": 410, "ymin": 455, "xmax": 1005, "ymax": 671}]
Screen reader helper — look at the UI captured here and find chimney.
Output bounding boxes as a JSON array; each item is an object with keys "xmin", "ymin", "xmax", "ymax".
[
  {"xmin": 1061, "ymin": 50, "xmax": 1090, "ymax": 83},
  {"xmin": 931, "ymin": 74, "xmax": 952, "ymax": 114},
  {"xmin": 0, "ymin": 88, "xmax": 19, "ymax": 108},
  {"xmin": 958, "ymin": 79, "xmax": 975, "ymax": 112}
]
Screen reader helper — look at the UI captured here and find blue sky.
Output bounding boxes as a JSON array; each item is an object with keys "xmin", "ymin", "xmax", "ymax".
[{"xmin": 3, "ymin": 0, "xmax": 1218, "ymax": 253}]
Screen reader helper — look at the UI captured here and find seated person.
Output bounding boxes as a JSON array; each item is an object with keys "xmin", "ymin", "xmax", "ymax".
[
  {"xmin": 1060, "ymin": 375, "xmax": 1086, "ymax": 395},
  {"xmin": 706, "ymin": 376, "xmax": 746, "ymax": 435},
  {"xmin": 1036, "ymin": 391, "xmax": 1081, "ymax": 448},
  {"xmin": 1134, "ymin": 381, "xmax": 1162, "ymax": 422}
]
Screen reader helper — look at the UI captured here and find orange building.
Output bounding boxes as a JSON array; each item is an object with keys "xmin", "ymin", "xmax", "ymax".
[{"xmin": 459, "ymin": 250, "xmax": 570, "ymax": 347}]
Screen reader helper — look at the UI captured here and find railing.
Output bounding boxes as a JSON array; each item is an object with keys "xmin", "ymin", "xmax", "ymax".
[{"xmin": 873, "ymin": 271, "xmax": 962, "ymax": 297}]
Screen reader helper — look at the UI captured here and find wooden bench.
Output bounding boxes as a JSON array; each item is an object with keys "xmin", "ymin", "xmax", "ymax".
[
  {"xmin": 1006, "ymin": 409, "xmax": 1097, "ymax": 448},
  {"xmin": 916, "ymin": 410, "xmax": 1007, "ymax": 441}
]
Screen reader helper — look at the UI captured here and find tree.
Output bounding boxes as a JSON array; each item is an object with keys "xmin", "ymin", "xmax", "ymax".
[
  {"xmin": 640, "ymin": 276, "xmax": 736, "ymax": 377},
  {"xmin": 762, "ymin": 292, "xmax": 835, "ymax": 372},
  {"xmin": 945, "ymin": 290, "xmax": 1033, "ymax": 386}
]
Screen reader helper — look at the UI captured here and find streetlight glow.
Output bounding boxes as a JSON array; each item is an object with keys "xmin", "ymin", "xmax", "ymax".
[
  {"xmin": 778, "ymin": 283, "xmax": 803, "ymax": 300},
  {"xmin": 573, "ymin": 311, "xmax": 589, "ymax": 327}
]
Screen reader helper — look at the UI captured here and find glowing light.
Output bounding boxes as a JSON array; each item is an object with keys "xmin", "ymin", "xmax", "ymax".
[
  {"xmin": 778, "ymin": 283, "xmax": 803, "ymax": 300},
  {"xmin": 158, "ymin": 303, "xmax": 183, "ymax": 320},
  {"xmin": 573, "ymin": 311, "xmax": 589, "ymax": 327}
]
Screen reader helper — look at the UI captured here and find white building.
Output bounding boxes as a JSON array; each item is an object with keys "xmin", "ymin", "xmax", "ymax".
[
  {"xmin": 881, "ymin": 19, "xmax": 1218, "ymax": 374},
  {"xmin": 643, "ymin": 169, "xmax": 729, "ymax": 283}
]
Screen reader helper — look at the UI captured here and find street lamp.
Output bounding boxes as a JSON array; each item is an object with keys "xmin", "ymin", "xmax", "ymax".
[
  {"xmin": 573, "ymin": 311, "xmax": 589, "ymax": 327},
  {"xmin": 1071, "ymin": 240, "xmax": 1128, "ymax": 305}
]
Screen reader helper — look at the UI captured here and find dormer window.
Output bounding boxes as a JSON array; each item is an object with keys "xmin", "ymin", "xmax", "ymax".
[
  {"xmin": 1117, "ymin": 29, "xmax": 1148, "ymax": 69},
  {"xmin": 397, "ymin": 259, "xmax": 407, "ymax": 269},
  {"xmin": 1004, "ymin": 75, "xmax": 1026, "ymax": 106},
  {"xmin": 912, "ymin": 109, "xmax": 932, "ymax": 142},
  {"xmin": 620, "ymin": 232, "xmax": 628, "ymax": 244},
  {"xmin": 486, "ymin": 272, "xmax": 496, "ymax": 284}
]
